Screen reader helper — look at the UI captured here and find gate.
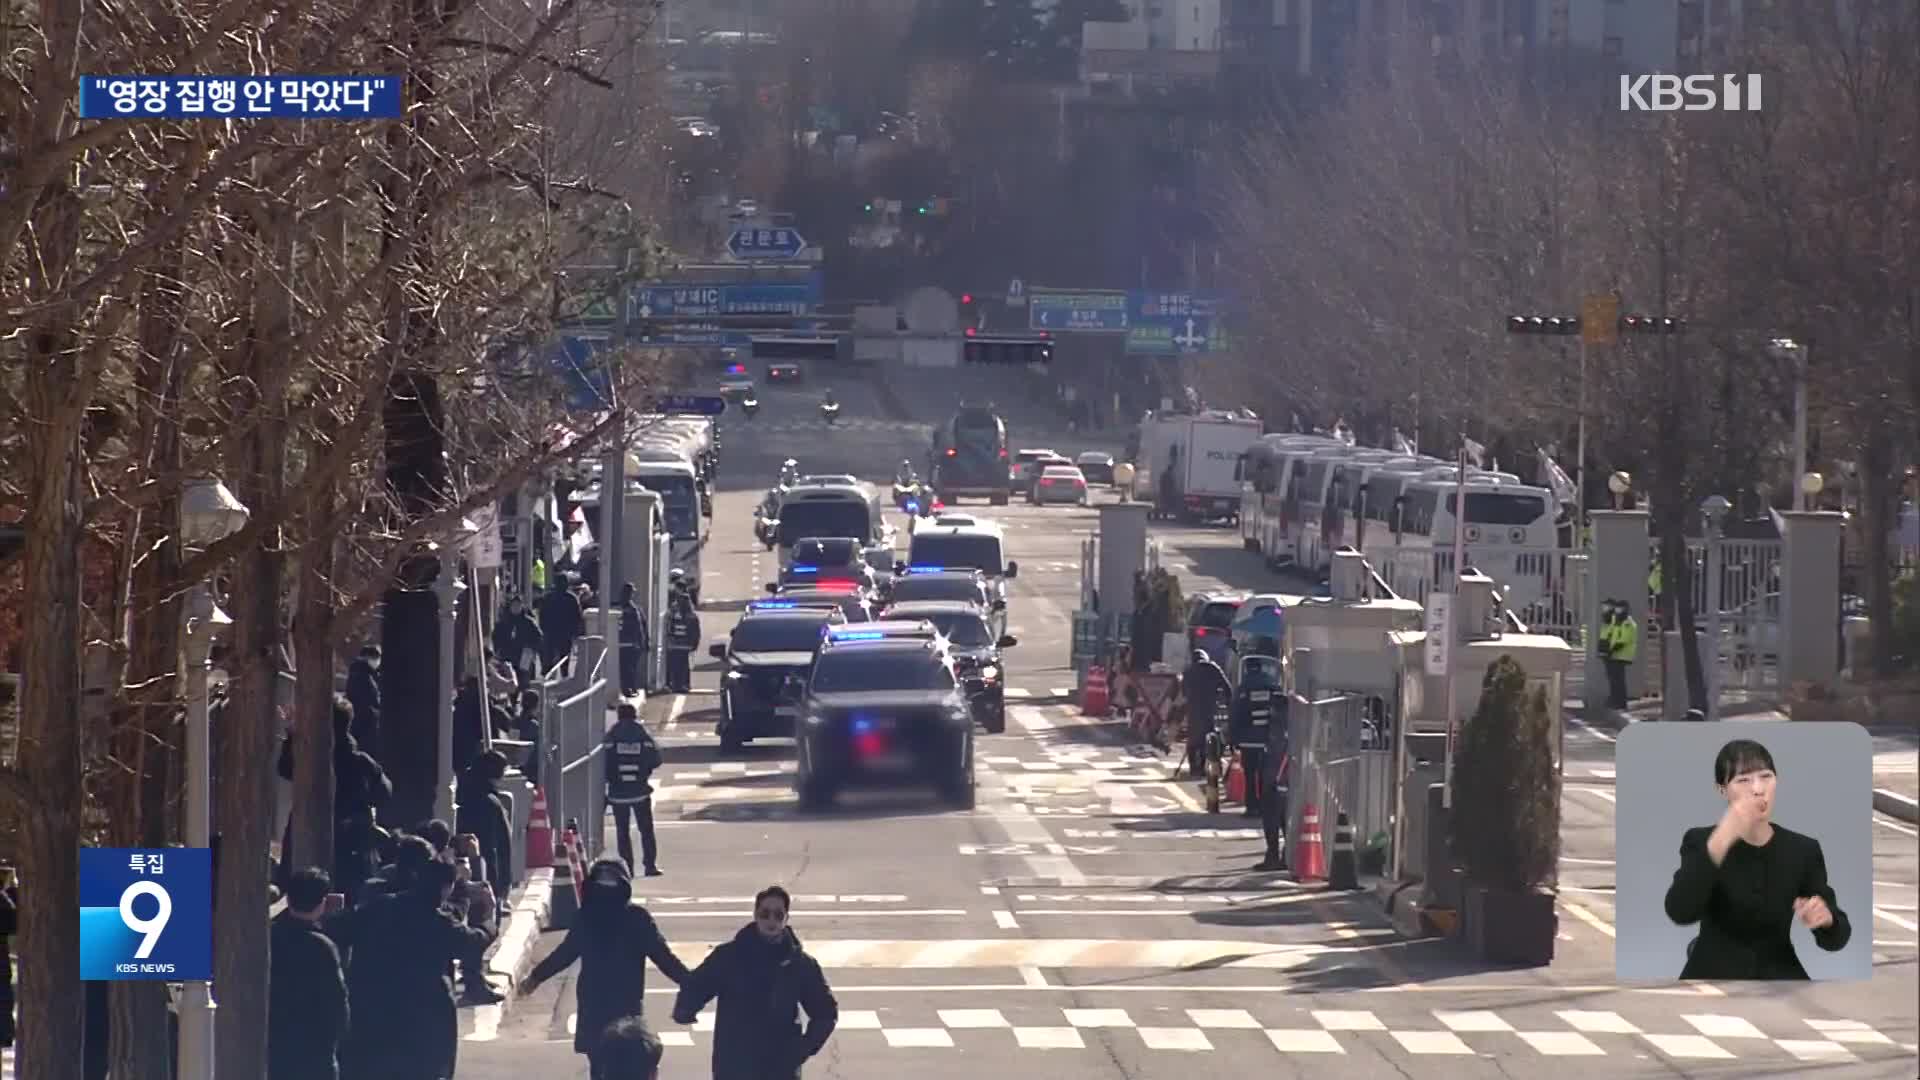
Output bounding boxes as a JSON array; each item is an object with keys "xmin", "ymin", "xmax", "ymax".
[
  {"xmin": 1681, "ymin": 537, "xmax": 1784, "ymax": 708},
  {"xmin": 1287, "ymin": 694, "xmax": 1395, "ymax": 870}
]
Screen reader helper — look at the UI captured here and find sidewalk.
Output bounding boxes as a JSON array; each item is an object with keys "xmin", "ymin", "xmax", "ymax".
[{"xmin": 457, "ymin": 867, "xmax": 556, "ymax": 1040}]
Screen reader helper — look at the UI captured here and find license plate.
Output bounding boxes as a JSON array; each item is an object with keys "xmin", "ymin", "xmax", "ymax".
[
  {"xmin": 1250, "ymin": 691, "xmax": 1271, "ymax": 701},
  {"xmin": 869, "ymin": 751, "xmax": 913, "ymax": 771}
]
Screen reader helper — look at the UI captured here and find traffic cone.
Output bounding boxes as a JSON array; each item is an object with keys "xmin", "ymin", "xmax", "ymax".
[
  {"xmin": 565, "ymin": 817, "xmax": 587, "ymax": 903},
  {"xmin": 1327, "ymin": 811, "xmax": 1360, "ymax": 890},
  {"xmin": 1081, "ymin": 666, "xmax": 1109, "ymax": 716},
  {"xmin": 1225, "ymin": 754, "xmax": 1245, "ymax": 804},
  {"xmin": 524, "ymin": 785, "xmax": 553, "ymax": 869},
  {"xmin": 1293, "ymin": 803, "xmax": 1326, "ymax": 882},
  {"xmin": 548, "ymin": 823, "xmax": 579, "ymax": 929}
]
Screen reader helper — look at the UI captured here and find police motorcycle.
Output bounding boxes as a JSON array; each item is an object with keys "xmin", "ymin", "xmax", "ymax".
[
  {"xmin": 891, "ymin": 461, "xmax": 926, "ymax": 512},
  {"xmin": 819, "ymin": 390, "xmax": 840, "ymax": 426},
  {"xmin": 742, "ymin": 393, "xmax": 760, "ymax": 418},
  {"xmin": 753, "ymin": 487, "xmax": 783, "ymax": 549}
]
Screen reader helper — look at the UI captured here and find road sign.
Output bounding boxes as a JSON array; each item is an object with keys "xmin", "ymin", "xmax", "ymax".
[
  {"xmin": 635, "ymin": 327, "xmax": 756, "ymax": 348},
  {"xmin": 1124, "ymin": 291, "xmax": 1226, "ymax": 355},
  {"xmin": 1028, "ymin": 290, "xmax": 1129, "ymax": 332},
  {"xmin": 726, "ymin": 226, "xmax": 808, "ymax": 260},
  {"xmin": 652, "ymin": 393, "xmax": 728, "ymax": 416},
  {"xmin": 547, "ymin": 332, "xmax": 613, "ymax": 411},
  {"xmin": 1424, "ymin": 593, "xmax": 1452, "ymax": 676},
  {"xmin": 1581, "ymin": 294, "xmax": 1620, "ymax": 346},
  {"xmin": 630, "ymin": 282, "xmax": 815, "ymax": 320}
]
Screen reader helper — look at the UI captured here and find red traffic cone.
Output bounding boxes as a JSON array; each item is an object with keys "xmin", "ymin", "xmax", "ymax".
[
  {"xmin": 1081, "ymin": 666, "xmax": 1109, "ymax": 716},
  {"xmin": 1225, "ymin": 754, "xmax": 1246, "ymax": 804},
  {"xmin": 1293, "ymin": 803, "xmax": 1327, "ymax": 882},
  {"xmin": 524, "ymin": 785, "xmax": 553, "ymax": 868}
]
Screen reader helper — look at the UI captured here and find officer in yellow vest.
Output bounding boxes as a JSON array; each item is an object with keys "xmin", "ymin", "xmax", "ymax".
[{"xmin": 1601, "ymin": 598, "xmax": 1639, "ymax": 710}]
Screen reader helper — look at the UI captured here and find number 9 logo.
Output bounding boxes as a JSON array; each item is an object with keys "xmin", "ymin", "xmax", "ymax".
[{"xmin": 120, "ymin": 880, "xmax": 172, "ymax": 960}]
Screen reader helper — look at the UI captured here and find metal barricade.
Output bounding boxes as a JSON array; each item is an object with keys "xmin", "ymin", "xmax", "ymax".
[
  {"xmin": 1287, "ymin": 693, "xmax": 1395, "ymax": 869},
  {"xmin": 540, "ymin": 635, "xmax": 610, "ymax": 865}
]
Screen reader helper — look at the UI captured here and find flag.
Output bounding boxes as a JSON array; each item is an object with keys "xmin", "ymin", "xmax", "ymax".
[
  {"xmin": 1332, "ymin": 418, "xmax": 1356, "ymax": 446},
  {"xmin": 1463, "ymin": 437, "xmax": 1486, "ymax": 468},
  {"xmin": 1537, "ymin": 447, "xmax": 1577, "ymax": 506},
  {"xmin": 1391, "ymin": 429, "xmax": 1415, "ymax": 456}
]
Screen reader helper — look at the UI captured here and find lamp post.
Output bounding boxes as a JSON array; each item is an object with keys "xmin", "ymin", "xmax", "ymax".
[
  {"xmin": 178, "ymin": 477, "xmax": 249, "ymax": 1080},
  {"xmin": 1608, "ymin": 471, "xmax": 1632, "ymax": 511},
  {"xmin": 1767, "ymin": 338, "xmax": 1809, "ymax": 511},
  {"xmin": 1800, "ymin": 471, "xmax": 1825, "ymax": 509},
  {"xmin": 1700, "ymin": 494, "xmax": 1731, "ymax": 722},
  {"xmin": 434, "ymin": 545, "xmax": 469, "ymax": 822}
]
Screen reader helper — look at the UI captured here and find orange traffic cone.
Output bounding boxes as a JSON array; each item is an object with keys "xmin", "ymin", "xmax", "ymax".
[
  {"xmin": 1225, "ymin": 754, "xmax": 1245, "ymax": 804},
  {"xmin": 1081, "ymin": 666, "xmax": 1109, "ymax": 716},
  {"xmin": 524, "ymin": 785, "xmax": 553, "ymax": 868},
  {"xmin": 1293, "ymin": 803, "xmax": 1326, "ymax": 882}
]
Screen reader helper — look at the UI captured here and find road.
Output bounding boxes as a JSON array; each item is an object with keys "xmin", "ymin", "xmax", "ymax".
[{"xmin": 460, "ymin": 376, "xmax": 1919, "ymax": 1078}]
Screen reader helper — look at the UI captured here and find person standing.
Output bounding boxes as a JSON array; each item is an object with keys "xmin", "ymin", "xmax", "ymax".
[
  {"xmin": 672, "ymin": 885, "xmax": 839, "ymax": 1080},
  {"xmin": 539, "ymin": 580, "xmax": 586, "ymax": 676},
  {"xmin": 343, "ymin": 645, "xmax": 382, "ymax": 750},
  {"xmin": 1183, "ymin": 650, "xmax": 1230, "ymax": 780},
  {"xmin": 269, "ymin": 868, "xmax": 350, "ymax": 1080},
  {"xmin": 456, "ymin": 750, "xmax": 516, "ymax": 898},
  {"xmin": 604, "ymin": 702, "xmax": 664, "ymax": 876},
  {"xmin": 493, "ymin": 598, "xmax": 543, "ymax": 688},
  {"xmin": 1229, "ymin": 657, "xmax": 1281, "ymax": 819},
  {"xmin": 618, "ymin": 582, "xmax": 650, "ymax": 698},
  {"xmin": 1256, "ymin": 681, "xmax": 1292, "ymax": 872},
  {"xmin": 522, "ymin": 857, "xmax": 692, "ymax": 1070},
  {"xmin": 664, "ymin": 585, "xmax": 700, "ymax": 694}
]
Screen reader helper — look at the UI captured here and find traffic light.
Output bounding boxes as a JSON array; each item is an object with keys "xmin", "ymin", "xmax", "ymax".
[
  {"xmin": 1506, "ymin": 315, "xmax": 1581, "ymax": 335},
  {"xmin": 1621, "ymin": 314, "xmax": 1686, "ymax": 334},
  {"xmin": 964, "ymin": 335, "xmax": 1052, "ymax": 365},
  {"xmin": 916, "ymin": 204, "xmax": 929, "ymax": 215}
]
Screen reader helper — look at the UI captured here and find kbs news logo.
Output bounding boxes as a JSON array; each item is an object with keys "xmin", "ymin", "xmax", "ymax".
[{"xmin": 1619, "ymin": 74, "xmax": 1763, "ymax": 112}]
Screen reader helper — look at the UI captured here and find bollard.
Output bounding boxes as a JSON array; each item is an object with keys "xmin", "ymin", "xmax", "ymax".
[{"xmin": 1327, "ymin": 811, "xmax": 1360, "ymax": 890}]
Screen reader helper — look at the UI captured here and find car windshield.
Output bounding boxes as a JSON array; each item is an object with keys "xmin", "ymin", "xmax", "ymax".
[
  {"xmin": 889, "ymin": 577, "xmax": 984, "ymax": 605},
  {"xmin": 811, "ymin": 650, "xmax": 955, "ymax": 693},
  {"xmin": 732, "ymin": 617, "xmax": 829, "ymax": 653},
  {"xmin": 793, "ymin": 537, "xmax": 860, "ymax": 566},
  {"xmin": 778, "ymin": 500, "xmax": 871, "ymax": 545},
  {"xmin": 912, "ymin": 611, "xmax": 992, "ymax": 646},
  {"xmin": 1194, "ymin": 601, "xmax": 1240, "ymax": 629},
  {"xmin": 909, "ymin": 535, "xmax": 1004, "ymax": 574}
]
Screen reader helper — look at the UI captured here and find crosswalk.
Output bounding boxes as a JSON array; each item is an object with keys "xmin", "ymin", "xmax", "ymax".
[{"xmin": 530, "ymin": 999, "xmax": 1915, "ymax": 1063}]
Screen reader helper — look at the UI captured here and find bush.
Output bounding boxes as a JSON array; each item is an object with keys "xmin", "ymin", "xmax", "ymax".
[{"xmin": 1451, "ymin": 654, "xmax": 1561, "ymax": 892}]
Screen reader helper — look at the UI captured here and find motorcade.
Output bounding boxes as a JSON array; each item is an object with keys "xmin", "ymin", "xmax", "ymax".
[
  {"xmin": 770, "ymin": 584, "xmax": 876, "ymax": 624},
  {"xmin": 881, "ymin": 600, "xmax": 1016, "ymax": 733},
  {"xmin": 770, "ymin": 480, "xmax": 895, "ymax": 573},
  {"xmin": 929, "ymin": 513, "xmax": 978, "ymax": 527},
  {"xmin": 710, "ymin": 607, "xmax": 845, "ymax": 752},
  {"xmin": 903, "ymin": 522, "xmax": 1017, "ymax": 608},
  {"xmin": 1029, "ymin": 464, "xmax": 1089, "ymax": 506},
  {"xmin": 1075, "ymin": 451, "xmax": 1116, "ymax": 485},
  {"xmin": 778, "ymin": 536, "xmax": 881, "ymax": 593},
  {"xmin": 1133, "ymin": 408, "xmax": 1264, "ymax": 523},
  {"xmin": 790, "ymin": 638, "xmax": 980, "ymax": 809},
  {"xmin": 766, "ymin": 362, "xmax": 805, "ymax": 384},
  {"xmin": 932, "ymin": 404, "xmax": 1012, "ymax": 505},
  {"xmin": 1185, "ymin": 591, "xmax": 1247, "ymax": 669},
  {"xmin": 718, "ymin": 367, "xmax": 755, "ymax": 399},
  {"xmin": 885, "ymin": 567, "xmax": 1003, "ymax": 637}
]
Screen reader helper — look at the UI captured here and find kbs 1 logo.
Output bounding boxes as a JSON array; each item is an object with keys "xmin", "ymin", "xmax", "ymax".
[
  {"xmin": 79, "ymin": 847, "xmax": 213, "ymax": 981},
  {"xmin": 1619, "ymin": 74, "xmax": 1763, "ymax": 112}
]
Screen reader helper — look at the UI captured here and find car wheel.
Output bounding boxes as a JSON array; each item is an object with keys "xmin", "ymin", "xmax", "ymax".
[{"xmin": 798, "ymin": 779, "xmax": 834, "ymax": 810}]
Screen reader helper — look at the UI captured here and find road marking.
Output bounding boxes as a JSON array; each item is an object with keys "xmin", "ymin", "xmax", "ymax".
[
  {"xmin": 993, "ymin": 909, "xmax": 1021, "ymax": 929},
  {"xmin": 653, "ymin": 909, "xmax": 967, "ymax": 919},
  {"xmin": 980, "ymin": 885, "xmax": 1001, "ymax": 895},
  {"xmin": 639, "ymin": 894, "xmax": 910, "ymax": 905},
  {"xmin": 1570, "ymin": 785, "xmax": 1617, "ymax": 804},
  {"xmin": 1015, "ymin": 896, "xmax": 1327, "ymax": 914},
  {"xmin": 1012, "ymin": 705, "xmax": 1055, "ymax": 733},
  {"xmin": 1020, "ymin": 965, "xmax": 1048, "ymax": 987},
  {"xmin": 1566, "ymin": 715, "xmax": 1616, "ymax": 743},
  {"xmin": 664, "ymin": 694, "xmax": 687, "ymax": 730},
  {"xmin": 465, "ymin": 1003, "xmax": 502, "ymax": 1042},
  {"xmin": 622, "ymin": 938, "xmax": 1338, "ymax": 968},
  {"xmin": 1873, "ymin": 816, "xmax": 1917, "ymax": 837},
  {"xmin": 1560, "ymin": 856, "xmax": 1614, "ymax": 865},
  {"xmin": 1872, "ymin": 907, "xmax": 1919, "ymax": 932},
  {"xmin": 1559, "ymin": 898, "xmax": 1616, "ymax": 938}
]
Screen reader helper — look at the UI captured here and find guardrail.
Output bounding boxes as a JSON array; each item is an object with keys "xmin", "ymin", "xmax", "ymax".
[
  {"xmin": 1287, "ymin": 693, "xmax": 1395, "ymax": 870},
  {"xmin": 538, "ymin": 634, "xmax": 610, "ymax": 868}
]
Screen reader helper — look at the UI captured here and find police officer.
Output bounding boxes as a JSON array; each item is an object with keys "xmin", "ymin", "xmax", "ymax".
[
  {"xmin": 617, "ymin": 582, "xmax": 649, "ymax": 697},
  {"xmin": 1603, "ymin": 597, "xmax": 1638, "ymax": 710},
  {"xmin": 1183, "ymin": 649, "xmax": 1230, "ymax": 780},
  {"xmin": 605, "ymin": 702, "xmax": 664, "ymax": 876},
  {"xmin": 1256, "ymin": 672, "xmax": 1292, "ymax": 872},
  {"xmin": 664, "ymin": 576, "xmax": 700, "ymax": 693},
  {"xmin": 1230, "ymin": 656, "xmax": 1282, "ymax": 819}
]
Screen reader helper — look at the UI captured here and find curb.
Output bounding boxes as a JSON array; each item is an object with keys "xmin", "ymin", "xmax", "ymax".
[
  {"xmin": 1873, "ymin": 789, "xmax": 1920, "ymax": 824},
  {"xmin": 457, "ymin": 868, "xmax": 555, "ymax": 1039}
]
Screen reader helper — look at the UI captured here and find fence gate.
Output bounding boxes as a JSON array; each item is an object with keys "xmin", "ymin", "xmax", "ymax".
[
  {"xmin": 1287, "ymin": 694, "xmax": 1395, "ymax": 871},
  {"xmin": 1677, "ymin": 537, "xmax": 1785, "ymax": 709}
]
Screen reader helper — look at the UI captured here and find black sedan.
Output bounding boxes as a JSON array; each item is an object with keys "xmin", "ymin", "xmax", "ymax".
[
  {"xmin": 766, "ymin": 362, "xmax": 805, "ymax": 383},
  {"xmin": 711, "ymin": 608, "xmax": 842, "ymax": 752},
  {"xmin": 792, "ymin": 638, "xmax": 978, "ymax": 810},
  {"xmin": 880, "ymin": 601, "xmax": 1015, "ymax": 733}
]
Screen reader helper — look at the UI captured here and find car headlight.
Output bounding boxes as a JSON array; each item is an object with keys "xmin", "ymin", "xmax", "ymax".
[
  {"xmin": 725, "ymin": 669, "xmax": 745, "ymax": 680},
  {"xmin": 979, "ymin": 665, "xmax": 1000, "ymax": 682},
  {"xmin": 802, "ymin": 711, "xmax": 829, "ymax": 728}
]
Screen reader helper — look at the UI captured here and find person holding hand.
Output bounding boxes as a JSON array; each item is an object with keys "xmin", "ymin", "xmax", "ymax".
[{"xmin": 1663, "ymin": 738, "xmax": 1852, "ymax": 979}]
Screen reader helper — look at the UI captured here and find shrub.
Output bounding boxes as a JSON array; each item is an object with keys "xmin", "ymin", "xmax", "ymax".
[{"xmin": 1451, "ymin": 654, "xmax": 1561, "ymax": 892}]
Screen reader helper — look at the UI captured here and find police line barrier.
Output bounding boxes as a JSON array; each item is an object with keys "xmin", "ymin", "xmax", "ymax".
[
  {"xmin": 1285, "ymin": 693, "xmax": 1394, "ymax": 878},
  {"xmin": 539, "ymin": 634, "xmax": 611, "ymax": 867}
]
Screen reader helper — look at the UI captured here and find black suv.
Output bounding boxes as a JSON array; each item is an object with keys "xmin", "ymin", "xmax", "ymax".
[
  {"xmin": 711, "ymin": 607, "xmax": 843, "ymax": 752},
  {"xmin": 791, "ymin": 639, "xmax": 979, "ymax": 810},
  {"xmin": 880, "ymin": 600, "xmax": 1015, "ymax": 733}
]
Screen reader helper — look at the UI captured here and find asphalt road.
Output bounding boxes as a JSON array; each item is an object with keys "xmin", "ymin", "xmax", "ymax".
[{"xmin": 460, "ymin": 380, "xmax": 1919, "ymax": 1079}]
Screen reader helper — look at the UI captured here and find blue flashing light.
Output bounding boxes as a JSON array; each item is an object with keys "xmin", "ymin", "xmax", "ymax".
[
  {"xmin": 905, "ymin": 500, "xmax": 919, "ymax": 512},
  {"xmin": 852, "ymin": 718, "xmax": 874, "ymax": 734},
  {"xmin": 906, "ymin": 566, "xmax": 947, "ymax": 574},
  {"xmin": 726, "ymin": 363, "xmax": 746, "ymax": 374},
  {"xmin": 831, "ymin": 630, "xmax": 886, "ymax": 641},
  {"xmin": 753, "ymin": 601, "xmax": 799, "ymax": 609},
  {"xmin": 789, "ymin": 565, "xmax": 819, "ymax": 574}
]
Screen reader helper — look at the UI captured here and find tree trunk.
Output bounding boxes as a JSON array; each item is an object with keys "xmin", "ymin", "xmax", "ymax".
[
  {"xmin": 291, "ymin": 524, "xmax": 338, "ymax": 876},
  {"xmin": 1859, "ymin": 430, "xmax": 1899, "ymax": 678}
]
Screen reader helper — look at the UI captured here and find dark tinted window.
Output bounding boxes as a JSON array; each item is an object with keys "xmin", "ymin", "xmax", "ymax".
[
  {"xmin": 1193, "ymin": 601, "xmax": 1240, "ymax": 629},
  {"xmin": 1405, "ymin": 489, "xmax": 1440, "ymax": 533},
  {"xmin": 636, "ymin": 473, "xmax": 699, "ymax": 538},
  {"xmin": 909, "ymin": 535, "xmax": 1004, "ymax": 574},
  {"xmin": 811, "ymin": 650, "xmax": 955, "ymax": 692},
  {"xmin": 782, "ymin": 593, "xmax": 870, "ymax": 623},
  {"xmin": 731, "ymin": 617, "xmax": 829, "ymax": 652},
  {"xmin": 778, "ymin": 500, "xmax": 870, "ymax": 545},
  {"xmin": 793, "ymin": 537, "xmax": 860, "ymax": 565},
  {"xmin": 888, "ymin": 577, "xmax": 986, "ymax": 605},
  {"xmin": 914, "ymin": 611, "xmax": 992, "ymax": 645},
  {"xmin": 1461, "ymin": 492, "xmax": 1548, "ymax": 526}
]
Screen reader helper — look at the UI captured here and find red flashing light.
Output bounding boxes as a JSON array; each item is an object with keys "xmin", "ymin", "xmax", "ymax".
[
  {"xmin": 998, "ymin": 449, "xmax": 1008, "ymax": 458},
  {"xmin": 854, "ymin": 732, "xmax": 886, "ymax": 758},
  {"xmin": 1038, "ymin": 331, "xmax": 1050, "ymax": 339},
  {"xmin": 965, "ymin": 327, "xmax": 976, "ymax": 337},
  {"xmin": 1194, "ymin": 627, "xmax": 1212, "ymax": 637},
  {"xmin": 961, "ymin": 293, "xmax": 974, "ymax": 305},
  {"xmin": 947, "ymin": 448, "xmax": 957, "ymax": 457}
]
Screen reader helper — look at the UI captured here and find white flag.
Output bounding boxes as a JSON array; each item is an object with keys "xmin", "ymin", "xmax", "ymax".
[
  {"xmin": 1537, "ymin": 447, "xmax": 1577, "ymax": 505},
  {"xmin": 1463, "ymin": 437, "xmax": 1486, "ymax": 468},
  {"xmin": 1333, "ymin": 418, "xmax": 1356, "ymax": 446},
  {"xmin": 1391, "ymin": 429, "xmax": 1415, "ymax": 455}
]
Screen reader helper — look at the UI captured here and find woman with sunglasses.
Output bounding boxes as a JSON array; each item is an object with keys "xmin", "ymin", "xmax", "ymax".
[{"xmin": 673, "ymin": 885, "xmax": 839, "ymax": 1079}]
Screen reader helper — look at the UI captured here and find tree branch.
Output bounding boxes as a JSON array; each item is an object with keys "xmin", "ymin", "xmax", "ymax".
[{"xmin": 440, "ymin": 36, "xmax": 614, "ymax": 88}]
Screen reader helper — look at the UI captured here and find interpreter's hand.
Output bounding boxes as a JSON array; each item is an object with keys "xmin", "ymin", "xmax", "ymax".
[
  {"xmin": 1717, "ymin": 794, "xmax": 1767, "ymax": 839},
  {"xmin": 1793, "ymin": 896, "xmax": 1834, "ymax": 931}
]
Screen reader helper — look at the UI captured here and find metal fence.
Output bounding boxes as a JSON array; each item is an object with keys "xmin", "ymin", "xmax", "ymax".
[
  {"xmin": 539, "ymin": 634, "xmax": 610, "ymax": 866},
  {"xmin": 1286, "ymin": 693, "xmax": 1395, "ymax": 870},
  {"xmin": 1667, "ymin": 538, "xmax": 1785, "ymax": 708}
]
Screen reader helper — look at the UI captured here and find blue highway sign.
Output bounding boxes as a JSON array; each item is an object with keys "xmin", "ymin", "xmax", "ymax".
[
  {"xmin": 1125, "ymin": 291, "xmax": 1227, "ymax": 355},
  {"xmin": 653, "ymin": 393, "xmax": 728, "ymax": 416},
  {"xmin": 636, "ymin": 328, "xmax": 756, "ymax": 348},
  {"xmin": 629, "ymin": 282, "xmax": 816, "ymax": 320},
  {"xmin": 726, "ymin": 226, "xmax": 809, "ymax": 260},
  {"xmin": 1027, "ymin": 290, "xmax": 1129, "ymax": 332}
]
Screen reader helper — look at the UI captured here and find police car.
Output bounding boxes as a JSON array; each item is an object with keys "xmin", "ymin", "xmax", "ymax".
[
  {"xmin": 769, "ymin": 583, "xmax": 875, "ymax": 623},
  {"xmin": 880, "ymin": 600, "xmax": 1015, "ymax": 733},
  {"xmin": 710, "ymin": 606, "xmax": 845, "ymax": 752},
  {"xmin": 791, "ymin": 637, "xmax": 979, "ymax": 810}
]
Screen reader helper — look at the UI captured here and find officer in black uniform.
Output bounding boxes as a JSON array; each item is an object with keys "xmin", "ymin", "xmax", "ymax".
[
  {"xmin": 1230, "ymin": 656, "xmax": 1282, "ymax": 819},
  {"xmin": 1183, "ymin": 649, "xmax": 1231, "ymax": 779},
  {"xmin": 663, "ymin": 578, "xmax": 700, "ymax": 693},
  {"xmin": 604, "ymin": 702, "xmax": 664, "ymax": 876},
  {"xmin": 1256, "ymin": 673, "xmax": 1292, "ymax": 872}
]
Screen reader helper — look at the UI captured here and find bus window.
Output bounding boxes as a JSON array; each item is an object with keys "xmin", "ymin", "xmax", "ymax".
[{"xmin": 1460, "ymin": 492, "xmax": 1548, "ymax": 526}]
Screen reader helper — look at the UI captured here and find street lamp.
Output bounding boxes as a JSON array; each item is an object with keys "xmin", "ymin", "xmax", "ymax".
[
  {"xmin": 1766, "ymin": 338, "xmax": 1810, "ymax": 510},
  {"xmin": 1800, "ymin": 471, "xmax": 1825, "ymax": 503},
  {"xmin": 1608, "ymin": 471, "xmax": 1632, "ymax": 510},
  {"xmin": 1700, "ymin": 494, "xmax": 1732, "ymax": 722},
  {"xmin": 177, "ymin": 477, "xmax": 248, "ymax": 1080}
]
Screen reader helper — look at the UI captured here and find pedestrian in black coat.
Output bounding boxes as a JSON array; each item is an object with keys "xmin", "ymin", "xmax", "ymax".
[
  {"xmin": 452, "ymin": 678, "xmax": 514, "ymax": 777},
  {"xmin": 539, "ymin": 583, "xmax": 585, "ymax": 673},
  {"xmin": 278, "ymin": 695, "xmax": 394, "ymax": 903},
  {"xmin": 331, "ymin": 847, "xmax": 490, "ymax": 1080},
  {"xmin": 523, "ymin": 857, "xmax": 692, "ymax": 1064},
  {"xmin": 673, "ymin": 885, "xmax": 838, "ymax": 1080},
  {"xmin": 455, "ymin": 750, "xmax": 516, "ymax": 896},
  {"xmin": 618, "ymin": 582, "xmax": 650, "ymax": 696},
  {"xmin": 345, "ymin": 646, "xmax": 383, "ymax": 750},
  {"xmin": 492, "ymin": 599, "xmax": 543, "ymax": 686},
  {"xmin": 269, "ymin": 868, "xmax": 350, "ymax": 1080}
]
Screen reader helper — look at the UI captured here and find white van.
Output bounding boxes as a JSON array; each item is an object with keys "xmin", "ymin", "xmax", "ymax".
[
  {"xmin": 773, "ymin": 481, "xmax": 895, "ymax": 572},
  {"xmin": 905, "ymin": 522, "xmax": 1019, "ymax": 607}
]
